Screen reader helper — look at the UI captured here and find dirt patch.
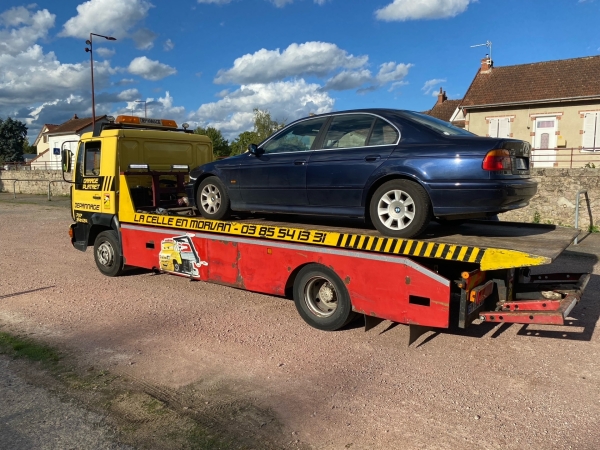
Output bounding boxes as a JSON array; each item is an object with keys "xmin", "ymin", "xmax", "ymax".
[
  {"xmin": 0, "ymin": 331, "xmax": 299, "ymax": 449},
  {"xmin": 1, "ymin": 201, "xmax": 600, "ymax": 449}
]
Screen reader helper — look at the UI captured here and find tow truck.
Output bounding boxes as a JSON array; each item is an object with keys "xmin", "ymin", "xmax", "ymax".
[{"xmin": 65, "ymin": 115, "xmax": 590, "ymax": 343}]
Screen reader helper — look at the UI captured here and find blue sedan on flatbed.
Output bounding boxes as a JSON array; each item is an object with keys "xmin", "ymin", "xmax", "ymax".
[{"xmin": 186, "ymin": 109, "xmax": 537, "ymax": 238}]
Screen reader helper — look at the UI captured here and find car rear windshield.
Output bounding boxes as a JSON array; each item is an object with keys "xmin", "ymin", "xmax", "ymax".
[{"xmin": 401, "ymin": 111, "xmax": 474, "ymax": 136}]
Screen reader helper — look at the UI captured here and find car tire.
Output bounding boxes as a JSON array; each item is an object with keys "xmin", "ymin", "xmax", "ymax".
[
  {"xmin": 197, "ymin": 176, "xmax": 230, "ymax": 220},
  {"xmin": 293, "ymin": 264, "xmax": 357, "ymax": 331},
  {"xmin": 94, "ymin": 230, "xmax": 124, "ymax": 277},
  {"xmin": 369, "ymin": 179, "xmax": 432, "ymax": 238}
]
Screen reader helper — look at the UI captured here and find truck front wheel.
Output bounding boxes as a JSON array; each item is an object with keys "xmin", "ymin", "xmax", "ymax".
[
  {"xmin": 293, "ymin": 264, "xmax": 357, "ymax": 331},
  {"xmin": 94, "ymin": 230, "xmax": 124, "ymax": 277}
]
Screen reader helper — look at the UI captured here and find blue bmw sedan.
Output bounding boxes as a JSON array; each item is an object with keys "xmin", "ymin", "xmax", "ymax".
[{"xmin": 185, "ymin": 109, "xmax": 537, "ymax": 238}]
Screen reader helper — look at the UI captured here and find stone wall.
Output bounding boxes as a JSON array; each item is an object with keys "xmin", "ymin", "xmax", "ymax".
[
  {"xmin": 0, "ymin": 170, "xmax": 72, "ymax": 197},
  {"xmin": 500, "ymin": 168, "xmax": 598, "ymax": 229},
  {"xmin": 1, "ymin": 168, "xmax": 598, "ymax": 229}
]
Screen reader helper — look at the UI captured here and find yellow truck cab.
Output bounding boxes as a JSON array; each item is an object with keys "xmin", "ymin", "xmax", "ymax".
[{"xmin": 68, "ymin": 115, "xmax": 213, "ymax": 268}]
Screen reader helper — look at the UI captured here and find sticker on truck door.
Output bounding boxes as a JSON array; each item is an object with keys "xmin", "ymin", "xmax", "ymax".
[{"xmin": 159, "ymin": 234, "xmax": 207, "ymax": 277}]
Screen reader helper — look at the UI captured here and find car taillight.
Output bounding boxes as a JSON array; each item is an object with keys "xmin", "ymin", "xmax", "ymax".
[{"xmin": 483, "ymin": 149, "xmax": 512, "ymax": 171}]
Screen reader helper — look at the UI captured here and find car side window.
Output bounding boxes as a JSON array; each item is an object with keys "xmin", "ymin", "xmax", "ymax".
[
  {"xmin": 322, "ymin": 115, "xmax": 374, "ymax": 149},
  {"xmin": 262, "ymin": 117, "xmax": 327, "ymax": 154},
  {"xmin": 368, "ymin": 118, "xmax": 399, "ymax": 145}
]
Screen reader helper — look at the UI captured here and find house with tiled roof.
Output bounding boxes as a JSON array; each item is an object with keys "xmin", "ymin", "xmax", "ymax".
[
  {"xmin": 33, "ymin": 124, "xmax": 58, "ymax": 155},
  {"xmin": 425, "ymin": 88, "xmax": 465, "ymax": 127},
  {"xmin": 31, "ymin": 114, "xmax": 108, "ymax": 170},
  {"xmin": 459, "ymin": 55, "xmax": 600, "ymax": 167}
]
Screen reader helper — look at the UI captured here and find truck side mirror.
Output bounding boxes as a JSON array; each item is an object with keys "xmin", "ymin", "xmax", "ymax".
[{"xmin": 61, "ymin": 149, "xmax": 71, "ymax": 173}]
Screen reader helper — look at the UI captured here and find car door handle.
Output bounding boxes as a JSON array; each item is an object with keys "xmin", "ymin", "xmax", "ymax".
[
  {"xmin": 294, "ymin": 159, "xmax": 307, "ymax": 165},
  {"xmin": 93, "ymin": 195, "xmax": 101, "ymax": 200},
  {"xmin": 364, "ymin": 155, "xmax": 381, "ymax": 162}
]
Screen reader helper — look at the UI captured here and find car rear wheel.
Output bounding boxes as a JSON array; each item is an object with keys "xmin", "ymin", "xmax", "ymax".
[
  {"xmin": 197, "ymin": 176, "xmax": 230, "ymax": 220},
  {"xmin": 369, "ymin": 179, "xmax": 431, "ymax": 238}
]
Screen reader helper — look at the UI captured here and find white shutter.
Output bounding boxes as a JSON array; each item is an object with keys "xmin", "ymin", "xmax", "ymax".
[
  {"xmin": 582, "ymin": 113, "xmax": 598, "ymax": 149},
  {"xmin": 488, "ymin": 118, "xmax": 499, "ymax": 137},
  {"xmin": 498, "ymin": 117, "xmax": 511, "ymax": 138}
]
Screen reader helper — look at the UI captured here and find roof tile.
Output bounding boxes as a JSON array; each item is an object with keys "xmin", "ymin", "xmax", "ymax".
[{"xmin": 461, "ymin": 55, "xmax": 600, "ymax": 107}]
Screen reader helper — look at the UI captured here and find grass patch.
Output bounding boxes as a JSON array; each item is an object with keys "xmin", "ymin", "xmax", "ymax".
[
  {"xmin": 588, "ymin": 224, "xmax": 599, "ymax": 233},
  {"xmin": 0, "ymin": 332, "xmax": 61, "ymax": 364}
]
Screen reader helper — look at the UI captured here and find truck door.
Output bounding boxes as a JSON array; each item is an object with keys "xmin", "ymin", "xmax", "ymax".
[{"xmin": 72, "ymin": 140, "xmax": 104, "ymax": 223}]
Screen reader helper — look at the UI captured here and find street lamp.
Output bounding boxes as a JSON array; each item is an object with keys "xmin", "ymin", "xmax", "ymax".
[
  {"xmin": 135, "ymin": 100, "xmax": 147, "ymax": 118},
  {"xmin": 85, "ymin": 33, "xmax": 116, "ymax": 134}
]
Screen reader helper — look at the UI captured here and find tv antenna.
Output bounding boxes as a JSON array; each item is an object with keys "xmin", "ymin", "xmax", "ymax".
[{"xmin": 471, "ymin": 40, "xmax": 492, "ymax": 63}]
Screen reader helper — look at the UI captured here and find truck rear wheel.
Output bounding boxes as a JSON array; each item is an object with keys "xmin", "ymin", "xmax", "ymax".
[
  {"xmin": 94, "ymin": 230, "xmax": 124, "ymax": 277},
  {"xmin": 293, "ymin": 264, "xmax": 357, "ymax": 331}
]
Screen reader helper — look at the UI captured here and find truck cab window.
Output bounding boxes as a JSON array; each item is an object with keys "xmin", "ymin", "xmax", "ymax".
[
  {"xmin": 75, "ymin": 142, "xmax": 85, "ymax": 185},
  {"xmin": 85, "ymin": 142, "xmax": 102, "ymax": 176}
]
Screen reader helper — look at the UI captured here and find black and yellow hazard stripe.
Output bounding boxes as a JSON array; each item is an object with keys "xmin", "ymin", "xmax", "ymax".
[
  {"xmin": 122, "ymin": 211, "xmax": 550, "ymax": 271},
  {"xmin": 334, "ymin": 233, "xmax": 483, "ymax": 264},
  {"xmin": 102, "ymin": 176, "xmax": 115, "ymax": 191}
]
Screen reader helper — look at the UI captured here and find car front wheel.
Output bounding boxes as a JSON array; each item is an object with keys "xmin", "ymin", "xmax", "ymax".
[
  {"xmin": 369, "ymin": 179, "xmax": 431, "ymax": 238},
  {"xmin": 197, "ymin": 176, "xmax": 230, "ymax": 220}
]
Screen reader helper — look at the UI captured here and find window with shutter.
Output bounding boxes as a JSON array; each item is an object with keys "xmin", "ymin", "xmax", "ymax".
[
  {"xmin": 487, "ymin": 117, "xmax": 511, "ymax": 138},
  {"xmin": 582, "ymin": 113, "xmax": 599, "ymax": 151},
  {"xmin": 498, "ymin": 117, "xmax": 511, "ymax": 138}
]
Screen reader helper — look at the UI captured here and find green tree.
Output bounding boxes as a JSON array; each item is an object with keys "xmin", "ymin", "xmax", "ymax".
[
  {"xmin": 194, "ymin": 126, "xmax": 231, "ymax": 158},
  {"xmin": 253, "ymin": 108, "xmax": 285, "ymax": 142},
  {"xmin": 0, "ymin": 117, "xmax": 27, "ymax": 163},
  {"xmin": 22, "ymin": 140, "xmax": 36, "ymax": 155},
  {"xmin": 231, "ymin": 130, "xmax": 260, "ymax": 155}
]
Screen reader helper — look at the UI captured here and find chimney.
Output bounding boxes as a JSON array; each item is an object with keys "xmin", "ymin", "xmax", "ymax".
[
  {"xmin": 437, "ymin": 87, "xmax": 447, "ymax": 105},
  {"xmin": 480, "ymin": 54, "xmax": 493, "ymax": 72},
  {"xmin": 72, "ymin": 114, "xmax": 79, "ymax": 120}
]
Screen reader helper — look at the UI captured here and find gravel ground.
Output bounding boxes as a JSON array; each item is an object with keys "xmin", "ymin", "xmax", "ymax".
[{"xmin": 1, "ymin": 196, "xmax": 600, "ymax": 449}]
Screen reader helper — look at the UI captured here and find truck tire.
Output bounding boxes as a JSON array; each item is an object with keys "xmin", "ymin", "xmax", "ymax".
[
  {"xmin": 293, "ymin": 264, "xmax": 357, "ymax": 331},
  {"xmin": 369, "ymin": 179, "xmax": 431, "ymax": 238},
  {"xmin": 197, "ymin": 176, "xmax": 230, "ymax": 220},
  {"xmin": 94, "ymin": 230, "xmax": 124, "ymax": 277}
]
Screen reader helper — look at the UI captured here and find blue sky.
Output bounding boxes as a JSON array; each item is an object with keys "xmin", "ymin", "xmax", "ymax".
[{"xmin": 1, "ymin": 0, "xmax": 599, "ymax": 143}]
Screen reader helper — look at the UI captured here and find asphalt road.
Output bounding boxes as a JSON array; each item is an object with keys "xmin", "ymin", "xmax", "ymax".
[{"xmin": 1, "ymin": 194, "xmax": 599, "ymax": 449}]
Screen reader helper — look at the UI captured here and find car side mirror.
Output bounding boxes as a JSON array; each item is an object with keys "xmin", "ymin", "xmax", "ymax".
[{"xmin": 248, "ymin": 144, "xmax": 260, "ymax": 156}]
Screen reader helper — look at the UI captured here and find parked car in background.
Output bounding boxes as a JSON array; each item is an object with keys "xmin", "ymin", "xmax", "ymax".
[{"xmin": 186, "ymin": 109, "xmax": 537, "ymax": 238}]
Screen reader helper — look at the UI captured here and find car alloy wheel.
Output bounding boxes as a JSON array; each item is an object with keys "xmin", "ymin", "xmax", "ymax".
[
  {"xmin": 369, "ymin": 179, "xmax": 431, "ymax": 238},
  {"xmin": 200, "ymin": 183, "xmax": 222, "ymax": 215},
  {"xmin": 376, "ymin": 189, "xmax": 415, "ymax": 230}
]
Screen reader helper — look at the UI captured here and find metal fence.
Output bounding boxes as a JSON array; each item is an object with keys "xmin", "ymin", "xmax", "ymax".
[
  {"xmin": 528, "ymin": 148, "xmax": 600, "ymax": 168},
  {"xmin": 2, "ymin": 160, "xmax": 63, "ymax": 170},
  {"xmin": 4, "ymin": 146, "xmax": 600, "ymax": 170}
]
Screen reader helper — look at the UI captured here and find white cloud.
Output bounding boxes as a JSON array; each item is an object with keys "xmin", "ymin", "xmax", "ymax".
[
  {"xmin": 132, "ymin": 28, "xmax": 157, "ymax": 50},
  {"xmin": 422, "ymin": 78, "xmax": 447, "ymax": 94},
  {"xmin": 190, "ymin": 80, "xmax": 334, "ymax": 139},
  {"xmin": 0, "ymin": 45, "xmax": 113, "ymax": 106},
  {"xmin": 95, "ymin": 47, "xmax": 115, "ymax": 58},
  {"xmin": 127, "ymin": 56, "xmax": 177, "ymax": 80},
  {"xmin": 60, "ymin": 0, "xmax": 153, "ymax": 39},
  {"xmin": 117, "ymin": 89, "xmax": 141, "ymax": 101},
  {"xmin": 0, "ymin": 7, "xmax": 55, "ymax": 56},
  {"xmin": 163, "ymin": 38, "xmax": 174, "ymax": 51},
  {"xmin": 322, "ymin": 62, "xmax": 412, "ymax": 92},
  {"xmin": 376, "ymin": 62, "xmax": 412, "ymax": 84},
  {"xmin": 375, "ymin": 0, "xmax": 472, "ymax": 21},
  {"xmin": 270, "ymin": 0, "xmax": 294, "ymax": 7},
  {"xmin": 322, "ymin": 70, "xmax": 373, "ymax": 91},
  {"xmin": 215, "ymin": 41, "xmax": 368, "ymax": 84}
]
